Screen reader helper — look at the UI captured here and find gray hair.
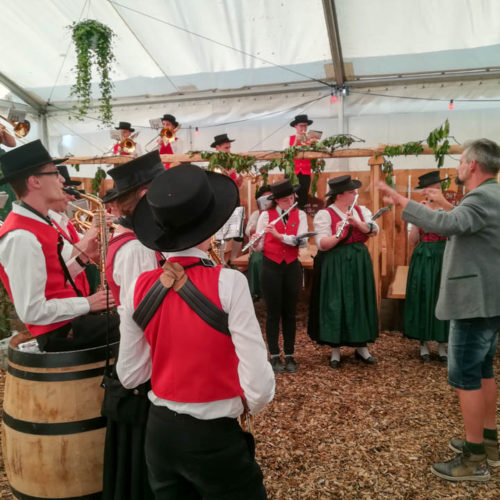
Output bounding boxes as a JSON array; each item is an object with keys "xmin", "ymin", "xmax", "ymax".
[{"xmin": 463, "ymin": 139, "xmax": 500, "ymax": 176}]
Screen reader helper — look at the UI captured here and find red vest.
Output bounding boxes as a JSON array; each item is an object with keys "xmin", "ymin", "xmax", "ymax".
[
  {"xmin": 105, "ymin": 232, "xmax": 138, "ymax": 306},
  {"xmin": 263, "ymin": 208, "xmax": 300, "ymax": 264},
  {"xmin": 113, "ymin": 143, "xmax": 131, "ymax": 156},
  {"xmin": 159, "ymin": 140, "xmax": 176, "ymax": 169},
  {"xmin": 289, "ymin": 135, "xmax": 311, "ymax": 175},
  {"xmin": 0, "ymin": 212, "xmax": 79, "ymax": 336},
  {"xmin": 133, "ymin": 256, "xmax": 243, "ymax": 403},
  {"xmin": 51, "ymin": 217, "xmax": 90, "ymax": 297},
  {"xmin": 327, "ymin": 206, "xmax": 369, "ymax": 245}
]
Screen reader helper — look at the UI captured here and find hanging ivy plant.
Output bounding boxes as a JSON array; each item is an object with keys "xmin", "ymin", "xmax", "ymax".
[
  {"xmin": 69, "ymin": 20, "xmax": 116, "ymax": 126},
  {"xmin": 92, "ymin": 167, "xmax": 107, "ymax": 194}
]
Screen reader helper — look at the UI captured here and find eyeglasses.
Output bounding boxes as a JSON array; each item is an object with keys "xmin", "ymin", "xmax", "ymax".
[{"xmin": 34, "ymin": 171, "xmax": 61, "ymax": 177}]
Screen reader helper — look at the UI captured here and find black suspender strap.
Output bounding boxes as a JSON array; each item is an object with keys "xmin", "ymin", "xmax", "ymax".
[
  {"xmin": 132, "ymin": 261, "xmax": 230, "ymax": 336},
  {"xmin": 132, "ymin": 279, "xmax": 170, "ymax": 331},
  {"xmin": 177, "ymin": 279, "xmax": 230, "ymax": 336}
]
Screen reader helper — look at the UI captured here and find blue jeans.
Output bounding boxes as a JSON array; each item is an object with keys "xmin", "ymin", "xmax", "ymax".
[{"xmin": 448, "ymin": 316, "xmax": 500, "ymax": 390}]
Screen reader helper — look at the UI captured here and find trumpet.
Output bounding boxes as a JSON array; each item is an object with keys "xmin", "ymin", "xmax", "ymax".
[
  {"xmin": 0, "ymin": 114, "xmax": 30, "ymax": 138},
  {"xmin": 208, "ymin": 236, "xmax": 224, "ymax": 265},
  {"xmin": 335, "ymin": 193, "xmax": 359, "ymax": 238},
  {"xmin": 242, "ymin": 201, "xmax": 298, "ymax": 253},
  {"xmin": 160, "ymin": 124, "xmax": 180, "ymax": 145},
  {"xmin": 68, "ymin": 202, "xmax": 94, "ymax": 231}
]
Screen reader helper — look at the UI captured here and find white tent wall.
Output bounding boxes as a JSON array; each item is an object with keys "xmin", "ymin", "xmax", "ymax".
[{"xmin": 44, "ymin": 79, "xmax": 500, "ymax": 180}]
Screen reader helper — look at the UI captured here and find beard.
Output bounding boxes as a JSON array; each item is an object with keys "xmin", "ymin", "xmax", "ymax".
[{"xmin": 455, "ymin": 176, "xmax": 465, "ymax": 186}]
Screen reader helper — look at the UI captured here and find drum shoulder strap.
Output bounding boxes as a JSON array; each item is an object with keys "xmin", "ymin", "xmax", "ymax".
[{"xmin": 132, "ymin": 262, "xmax": 230, "ymax": 336}]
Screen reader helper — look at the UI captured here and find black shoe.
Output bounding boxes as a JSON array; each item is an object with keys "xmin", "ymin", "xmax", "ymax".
[
  {"xmin": 285, "ymin": 356, "xmax": 298, "ymax": 373},
  {"xmin": 270, "ymin": 357, "xmax": 284, "ymax": 374},
  {"xmin": 354, "ymin": 350, "xmax": 377, "ymax": 365},
  {"xmin": 439, "ymin": 354, "xmax": 448, "ymax": 364},
  {"xmin": 420, "ymin": 353, "xmax": 431, "ymax": 362},
  {"xmin": 329, "ymin": 359, "xmax": 340, "ymax": 369}
]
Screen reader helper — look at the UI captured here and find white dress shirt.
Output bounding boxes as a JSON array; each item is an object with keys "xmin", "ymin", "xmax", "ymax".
[
  {"xmin": 254, "ymin": 208, "xmax": 309, "ymax": 251},
  {"xmin": 117, "ymin": 247, "xmax": 275, "ymax": 419},
  {"xmin": 0, "ymin": 203, "xmax": 90, "ymax": 326},
  {"xmin": 313, "ymin": 204, "xmax": 379, "ymax": 250},
  {"xmin": 48, "ymin": 209, "xmax": 82, "ymax": 263},
  {"xmin": 111, "ymin": 231, "xmax": 164, "ymax": 306}
]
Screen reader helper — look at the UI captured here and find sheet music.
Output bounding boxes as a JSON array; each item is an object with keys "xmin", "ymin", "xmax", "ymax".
[
  {"xmin": 0, "ymin": 192, "xmax": 9, "ymax": 210},
  {"xmin": 110, "ymin": 130, "xmax": 121, "ymax": 141},
  {"xmin": 214, "ymin": 206, "xmax": 245, "ymax": 240}
]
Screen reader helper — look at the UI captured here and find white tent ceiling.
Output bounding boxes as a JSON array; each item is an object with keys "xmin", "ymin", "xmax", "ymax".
[
  {"xmin": 2, "ymin": 0, "xmax": 500, "ymax": 108},
  {"xmin": 1, "ymin": 0, "xmax": 500, "ymax": 175}
]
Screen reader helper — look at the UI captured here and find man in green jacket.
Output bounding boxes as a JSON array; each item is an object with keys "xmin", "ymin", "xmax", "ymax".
[{"xmin": 378, "ymin": 138, "xmax": 500, "ymax": 482}]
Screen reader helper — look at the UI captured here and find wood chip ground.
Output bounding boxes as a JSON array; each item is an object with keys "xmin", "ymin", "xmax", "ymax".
[{"xmin": 1, "ymin": 299, "xmax": 499, "ymax": 499}]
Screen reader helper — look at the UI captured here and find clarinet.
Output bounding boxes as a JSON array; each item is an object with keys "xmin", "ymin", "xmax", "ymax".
[{"xmin": 335, "ymin": 194, "xmax": 359, "ymax": 239}]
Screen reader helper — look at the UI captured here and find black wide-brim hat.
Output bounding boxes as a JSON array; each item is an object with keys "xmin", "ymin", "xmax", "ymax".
[
  {"xmin": 415, "ymin": 170, "xmax": 449, "ymax": 189},
  {"xmin": 58, "ymin": 165, "xmax": 81, "ymax": 187},
  {"xmin": 161, "ymin": 114, "xmax": 179, "ymax": 127},
  {"xmin": 0, "ymin": 139, "xmax": 68, "ymax": 185},
  {"xmin": 102, "ymin": 188, "xmax": 119, "ymax": 204},
  {"xmin": 104, "ymin": 151, "xmax": 165, "ymax": 203},
  {"xmin": 326, "ymin": 174, "xmax": 362, "ymax": 196},
  {"xmin": 114, "ymin": 121, "xmax": 135, "ymax": 132},
  {"xmin": 290, "ymin": 114, "xmax": 313, "ymax": 127},
  {"xmin": 133, "ymin": 164, "xmax": 239, "ymax": 252},
  {"xmin": 267, "ymin": 179, "xmax": 300, "ymax": 200},
  {"xmin": 211, "ymin": 133, "xmax": 235, "ymax": 148}
]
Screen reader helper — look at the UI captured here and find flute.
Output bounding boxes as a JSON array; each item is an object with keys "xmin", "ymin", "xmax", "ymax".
[
  {"xmin": 242, "ymin": 201, "xmax": 298, "ymax": 252},
  {"xmin": 335, "ymin": 194, "xmax": 359, "ymax": 238}
]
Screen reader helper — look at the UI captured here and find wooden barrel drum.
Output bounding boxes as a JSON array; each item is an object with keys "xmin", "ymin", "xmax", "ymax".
[{"xmin": 1, "ymin": 340, "xmax": 117, "ymax": 499}]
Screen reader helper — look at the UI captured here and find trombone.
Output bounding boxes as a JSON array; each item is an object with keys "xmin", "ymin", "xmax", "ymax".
[{"xmin": 0, "ymin": 114, "xmax": 30, "ymax": 138}]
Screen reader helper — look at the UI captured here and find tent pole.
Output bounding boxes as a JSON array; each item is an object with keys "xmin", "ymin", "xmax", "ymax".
[{"xmin": 40, "ymin": 113, "xmax": 49, "ymax": 148}]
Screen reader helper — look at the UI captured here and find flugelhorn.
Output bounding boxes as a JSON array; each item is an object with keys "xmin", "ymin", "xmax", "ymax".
[
  {"xmin": 0, "ymin": 114, "xmax": 30, "ymax": 138},
  {"xmin": 64, "ymin": 187, "xmax": 109, "ymax": 290},
  {"xmin": 335, "ymin": 194, "xmax": 359, "ymax": 238}
]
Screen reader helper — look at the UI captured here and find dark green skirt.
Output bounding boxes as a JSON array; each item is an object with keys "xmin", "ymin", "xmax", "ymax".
[
  {"xmin": 404, "ymin": 240, "xmax": 449, "ymax": 342},
  {"xmin": 248, "ymin": 250, "xmax": 263, "ymax": 297},
  {"xmin": 318, "ymin": 243, "xmax": 378, "ymax": 346}
]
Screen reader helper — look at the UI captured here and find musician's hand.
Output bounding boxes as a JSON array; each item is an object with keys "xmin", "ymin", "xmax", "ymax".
[
  {"xmin": 104, "ymin": 213, "xmax": 115, "ymax": 227},
  {"xmin": 346, "ymin": 213, "xmax": 360, "ymax": 229},
  {"xmin": 266, "ymin": 224, "xmax": 282, "ymax": 240},
  {"xmin": 87, "ymin": 290, "xmax": 115, "ymax": 312},
  {"xmin": 79, "ymin": 227, "xmax": 99, "ymax": 261},
  {"xmin": 335, "ymin": 220, "xmax": 349, "ymax": 239}
]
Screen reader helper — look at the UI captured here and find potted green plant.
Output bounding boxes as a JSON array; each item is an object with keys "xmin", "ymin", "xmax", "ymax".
[{"xmin": 69, "ymin": 19, "xmax": 116, "ymax": 126}]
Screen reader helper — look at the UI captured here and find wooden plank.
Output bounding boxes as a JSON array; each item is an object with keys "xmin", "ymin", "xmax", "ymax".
[
  {"xmin": 60, "ymin": 145, "xmax": 464, "ymax": 166},
  {"xmin": 387, "ymin": 265, "xmax": 409, "ymax": 299}
]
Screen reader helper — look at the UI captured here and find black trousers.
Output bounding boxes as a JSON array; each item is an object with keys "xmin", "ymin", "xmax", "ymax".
[
  {"xmin": 296, "ymin": 173, "xmax": 311, "ymax": 209},
  {"xmin": 36, "ymin": 312, "xmax": 120, "ymax": 352},
  {"xmin": 145, "ymin": 405, "xmax": 267, "ymax": 500},
  {"xmin": 260, "ymin": 257, "xmax": 301, "ymax": 356}
]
